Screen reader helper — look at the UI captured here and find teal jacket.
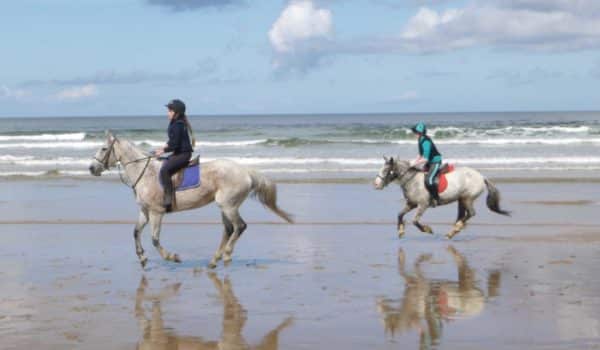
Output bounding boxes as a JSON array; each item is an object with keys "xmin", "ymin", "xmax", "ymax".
[{"xmin": 419, "ymin": 135, "xmax": 442, "ymax": 164}]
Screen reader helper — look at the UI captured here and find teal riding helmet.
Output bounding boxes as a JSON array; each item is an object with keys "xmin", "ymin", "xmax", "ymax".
[{"xmin": 411, "ymin": 122, "xmax": 427, "ymax": 135}]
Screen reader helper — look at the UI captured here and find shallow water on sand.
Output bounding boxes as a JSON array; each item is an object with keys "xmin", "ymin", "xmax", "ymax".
[
  {"xmin": 1, "ymin": 222, "xmax": 600, "ymax": 349},
  {"xmin": 1, "ymin": 180, "xmax": 600, "ymax": 349}
]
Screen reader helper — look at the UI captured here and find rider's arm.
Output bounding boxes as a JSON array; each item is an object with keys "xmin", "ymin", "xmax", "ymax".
[
  {"xmin": 410, "ymin": 156, "xmax": 425, "ymax": 167},
  {"xmin": 421, "ymin": 140, "xmax": 432, "ymax": 161}
]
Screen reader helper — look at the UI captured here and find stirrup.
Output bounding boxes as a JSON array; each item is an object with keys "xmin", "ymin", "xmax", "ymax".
[
  {"xmin": 163, "ymin": 194, "xmax": 173, "ymax": 213},
  {"xmin": 430, "ymin": 198, "xmax": 438, "ymax": 208}
]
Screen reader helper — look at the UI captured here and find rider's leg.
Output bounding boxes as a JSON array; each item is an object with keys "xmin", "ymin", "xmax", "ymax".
[
  {"xmin": 159, "ymin": 152, "xmax": 191, "ymax": 212},
  {"xmin": 426, "ymin": 162, "xmax": 441, "ymax": 206}
]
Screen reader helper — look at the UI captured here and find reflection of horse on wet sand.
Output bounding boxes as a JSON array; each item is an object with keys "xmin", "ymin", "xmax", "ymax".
[
  {"xmin": 135, "ymin": 273, "xmax": 293, "ymax": 350},
  {"xmin": 376, "ymin": 246, "xmax": 501, "ymax": 349}
]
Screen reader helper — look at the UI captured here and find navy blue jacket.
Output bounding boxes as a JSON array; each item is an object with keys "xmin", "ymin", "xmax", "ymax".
[{"xmin": 164, "ymin": 118, "xmax": 193, "ymax": 154}]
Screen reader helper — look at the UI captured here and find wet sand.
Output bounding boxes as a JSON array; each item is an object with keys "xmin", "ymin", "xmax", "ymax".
[{"xmin": 1, "ymin": 181, "xmax": 600, "ymax": 349}]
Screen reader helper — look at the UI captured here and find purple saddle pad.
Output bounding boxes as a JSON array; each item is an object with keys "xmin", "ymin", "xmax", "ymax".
[{"xmin": 160, "ymin": 164, "xmax": 201, "ymax": 191}]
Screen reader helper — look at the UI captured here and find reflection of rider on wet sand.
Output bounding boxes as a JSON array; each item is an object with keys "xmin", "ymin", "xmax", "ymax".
[
  {"xmin": 376, "ymin": 246, "xmax": 501, "ymax": 349},
  {"xmin": 135, "ymin": 273, "xmax": 293, "ymax": 350}
]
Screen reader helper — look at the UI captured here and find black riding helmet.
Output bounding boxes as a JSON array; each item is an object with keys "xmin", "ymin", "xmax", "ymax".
[{"xmin": 165, "ymin": 99, "xmax": 186, "ymax": 115}]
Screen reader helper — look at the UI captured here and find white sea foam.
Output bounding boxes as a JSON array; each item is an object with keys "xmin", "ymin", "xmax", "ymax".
[
  {"xmin": 137, "ymin": 139, "xmax": 267, "ymax": 147},
  {"xmin": 0, "ymin": 155, "xmax": 35, "ymax": 161},
  {"xmin": 0, "ymin": 141, "xmax": 103, "ymax": 149},
  {"xmin": 0, "ymin": 132, "xmax": 86, "ymax": 141},
  {"xmin": 388, "ymin": 138, "xmax": 600, "ymax": 146},
  {"xmin": 1, "ymin": 157, "xmax": 91, "ymax": 166}
]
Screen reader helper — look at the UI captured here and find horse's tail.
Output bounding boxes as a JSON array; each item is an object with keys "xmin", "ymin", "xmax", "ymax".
[
  {"xmin": 249, "ymin": 170, "xmax": 294, "ymax": 223},
  {"xmin": 484, "ymin": 179, "xmax": 511, "ymax": 216}
]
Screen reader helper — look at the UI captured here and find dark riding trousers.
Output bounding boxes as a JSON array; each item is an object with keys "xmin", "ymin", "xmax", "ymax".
[{"xmin": 160, "ymin": 117, "xmax": 194, "ymax": 192}]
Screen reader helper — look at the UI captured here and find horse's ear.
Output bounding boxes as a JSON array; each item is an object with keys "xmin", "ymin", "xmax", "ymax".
[
  {"xmin": 383, "ymin": 156, "xmax": 388, "ymax": 162},
  {"xmin": 390, "ymin": 156, "xmax": 394, "ymax": 163},
  {"xmin": 105, "ymin": 129, "xmax": 116, "ymax": 142}
]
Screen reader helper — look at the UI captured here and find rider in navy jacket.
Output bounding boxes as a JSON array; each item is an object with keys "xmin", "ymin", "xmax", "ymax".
[{"xmin": 154, "ymin": 99, "xmax": 194, "ymax": 212}]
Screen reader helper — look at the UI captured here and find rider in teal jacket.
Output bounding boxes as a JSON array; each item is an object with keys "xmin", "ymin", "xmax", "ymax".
[{"xmin": 411, "ymin": 122, "xmax": 442, "ymax": 206}]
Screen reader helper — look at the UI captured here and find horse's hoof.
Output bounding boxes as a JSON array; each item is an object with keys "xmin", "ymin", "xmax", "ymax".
[
  {"xmin": 223, "ymin": 255, "xmax": 232, "ymax": 264},
  {"xmin": 172, "ymin": 254, "xmax": 182, "ymax": 263},
  {"xmin": 423, "ymin": 226, "xmax": 434, "ymax": 234},
  {"xmin": 208, "ymin": 262, "xmax": 218, "ymax": 269},
  {"xmin": 140, "ymin": 257, "xmax": 148, "ymax": 268},
  {"xmin": 398, "ymin": 231, "xmax": 405, "ymax": 239},
  {"xmin": 446, "ymin": 233, "xmax": 454, "ymax": 240}
]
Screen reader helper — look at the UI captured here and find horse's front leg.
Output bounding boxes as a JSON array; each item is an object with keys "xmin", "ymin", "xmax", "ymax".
[
  {"xmin": 397, "ymin": 204, "xmax": 416, "ymax": 238},
  {"xmin": 149, "ymin": 211, "xmax": 181, "ymax": 263},
  {"xmin": 412, "ymin": 205, "xmax": 433, "ymax": 234},
  {"xmin": 134, "ymin": 208, "xmax": 150, "ymax": 267}
]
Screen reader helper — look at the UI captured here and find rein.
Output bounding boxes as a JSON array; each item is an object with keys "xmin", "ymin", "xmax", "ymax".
[
  {"xmin": 377, "ymin": 163, "xmax": 417, "ymax": 186},
  {"xmin": 94, "ymin": 138, "xmax": 154, "ymax": 191},
  {"xmin": 118, "ymin": 156, "xmax": 153, "ymax": 191}
]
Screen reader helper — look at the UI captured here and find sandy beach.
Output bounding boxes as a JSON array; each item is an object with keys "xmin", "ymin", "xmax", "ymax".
[{"xmin": 0, "ymin": 178, "xmax": 599, "ymax": 349}]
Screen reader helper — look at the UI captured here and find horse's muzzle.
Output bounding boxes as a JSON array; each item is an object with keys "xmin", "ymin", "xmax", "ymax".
[
  {"xmin": 373, "ymin": 179, "xmax": 383, "ymax": 190},
  {"xmin": 89, "ymin": 163, "xmax": 102, "ymax": 176}
]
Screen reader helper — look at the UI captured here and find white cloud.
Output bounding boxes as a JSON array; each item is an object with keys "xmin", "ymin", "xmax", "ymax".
[
  {"xmin": 269, "ymin": 0, "xmax": 332, "ymax": 53},
  {"xmin": 54, "ymin": 84, "xmax": 98, "ymax": 101},
  {"xmin": 268, "ymin": 0, "xmax": 600, "ymax": 74},
  {"xmin": 397, "ymin": 91, "xmax": 420, "ymax": 101},
  {"xmin": 386, "ymin": 91, "xmax": 420, "ymax": 103},
  {"xmin": 1, "ymin": 86, "xmax": 30, "ymax": 100},
  {"xmin": 268, "ymin": 0, "xmax": 333, "ymax": 72},
  {"xmin": 398, "ymin": 1, "xmax": 600, "ymax": 53}
]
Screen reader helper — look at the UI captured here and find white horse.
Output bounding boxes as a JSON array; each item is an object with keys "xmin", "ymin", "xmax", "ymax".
[
  {"xmin": 374, "ymin": 157, "xmax": 509, "ymax": 239},
  {"xmin": 89, "ymin": 131, "xmax": 293, "ymax": 268}
]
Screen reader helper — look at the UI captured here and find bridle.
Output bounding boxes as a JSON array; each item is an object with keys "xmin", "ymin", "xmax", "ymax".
[
  {"xmin": 376, "ymin": 161, "xmax": 416, "ymax": 187},
  {"xmin": 94, "ymin": 138, "xmax": 116, "ymax": 169},
  {"xmin": 93, "ymin": 138, "xmax": 154, "ymax": 191}
]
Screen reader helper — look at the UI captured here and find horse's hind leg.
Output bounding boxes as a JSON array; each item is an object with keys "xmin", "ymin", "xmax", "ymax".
[
  {"xmin": 134, "ymin": 208, "xmax": 150, "ymax": 267},
  {"xmin": 447, "ymin": 200, "xmax": 466, "ymax": 239},
  {"xmin": 222, "ymin": 208, "xmax": 247, "ymax": 264},
  {"xmin": 412, "ymin": 205, "xmax": 433, "ymax": 234},
  {"xmin": 149, "ymin": 211, "xmax": 181, "ymax": 263},
  {"xmin": 447, "ymin": 198, "xmax": 475, "ymax": 239},
  {"xmin": 209, "ymin": 213, "xmax": 234, "ymax": 269}
]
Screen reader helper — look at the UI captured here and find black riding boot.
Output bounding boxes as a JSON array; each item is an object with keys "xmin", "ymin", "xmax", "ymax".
[
  {"xmin": 427, "ymin": 184, "xmax": 439, "ymax": 207},
  {"xmin": 163, "ymin": 181, "xmax": 173, "ymax": 213}
]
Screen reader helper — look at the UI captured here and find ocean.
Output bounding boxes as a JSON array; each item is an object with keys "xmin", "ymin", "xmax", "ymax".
[{"xmin": 1, "ymin": 111, "xmax": 599, "ymax": 180}]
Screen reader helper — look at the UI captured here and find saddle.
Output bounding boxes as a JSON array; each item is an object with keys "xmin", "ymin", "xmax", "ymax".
[
  {"xmin": 423, "ymin": 163, "xmax": 454, "ymax": 175},
  {"xmin": 162, "ymin": 155, "xmax": 202, "ymax": 191},
  {"xmin": 423, "ymin": 163, "xmax": 455, "ymax": 193}
]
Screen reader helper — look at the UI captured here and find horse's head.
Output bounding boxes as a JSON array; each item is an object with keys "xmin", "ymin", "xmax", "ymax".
[
  {"xmin": 89, "ymin": 130, "xmax": 118, "ymax": 176},
  {"xmin": 374, "ymin": 156, "xmax": 410, "ymax": 190}
]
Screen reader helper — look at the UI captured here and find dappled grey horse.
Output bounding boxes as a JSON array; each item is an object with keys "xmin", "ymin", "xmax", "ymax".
[
  {"xmin": 89, "ymin": 131, "xmax": 293, "ymax": 268},
  {"xmin": 374, "ymin": 157, "xmax": 510, "ymax": 239}
]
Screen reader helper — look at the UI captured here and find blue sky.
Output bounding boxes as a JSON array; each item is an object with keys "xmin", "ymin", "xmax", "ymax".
[{"xmin": 1, "ymin": 0, "xmax": 600, "ymax": 117}]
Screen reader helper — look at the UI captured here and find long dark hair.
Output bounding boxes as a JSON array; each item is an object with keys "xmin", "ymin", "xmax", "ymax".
[{"xmin": 177, "ymin": 113, "xmax": 196, "ymax": 148}]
